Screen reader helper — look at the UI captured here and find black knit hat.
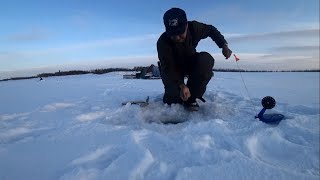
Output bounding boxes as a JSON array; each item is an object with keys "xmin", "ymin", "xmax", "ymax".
[{"xmin": 163, "ymin": 8, "xmax": 188, "ymax": 36}]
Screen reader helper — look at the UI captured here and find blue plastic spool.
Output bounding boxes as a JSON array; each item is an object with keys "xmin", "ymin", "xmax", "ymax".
[{"xmin": 255, "ymin": 96, "xmax": 285, "ymax": 124}]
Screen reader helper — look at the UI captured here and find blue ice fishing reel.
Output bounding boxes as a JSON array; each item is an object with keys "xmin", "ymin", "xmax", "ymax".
[{"xmin": 255, "ymin": 96, "xmax": 285, "ymax": 124}]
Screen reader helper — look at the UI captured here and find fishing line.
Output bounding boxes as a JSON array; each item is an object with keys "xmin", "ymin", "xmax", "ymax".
[{"xmin": 233, "ymin": 54, "xmax": 257, "ymax": 114}]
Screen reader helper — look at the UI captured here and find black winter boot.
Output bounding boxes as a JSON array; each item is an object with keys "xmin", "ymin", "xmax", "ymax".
[{"xmin": 183, "ymin": 97, "xmax": 199, "ymax": 112}]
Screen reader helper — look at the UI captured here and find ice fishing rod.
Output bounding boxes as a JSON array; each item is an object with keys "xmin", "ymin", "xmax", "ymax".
[{"xmin": 232, "ymin": 54, "xmax": 285, "ymax": 124}]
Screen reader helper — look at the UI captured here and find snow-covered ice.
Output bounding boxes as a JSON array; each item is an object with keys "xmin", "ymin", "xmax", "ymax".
[{"xmin": 0, "ymin": 72, "xmax": 319, "ymax": 180}]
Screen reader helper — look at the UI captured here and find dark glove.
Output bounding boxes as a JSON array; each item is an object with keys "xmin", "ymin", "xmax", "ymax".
[{"xmin": 222, "ymin": 44, "xmax": 232, "ymax": 59}]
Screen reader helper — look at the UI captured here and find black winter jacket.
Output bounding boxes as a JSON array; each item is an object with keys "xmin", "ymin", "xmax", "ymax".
[{"xmin": 157, "ymin": 20, "xmax": 227, "ymax": 86}]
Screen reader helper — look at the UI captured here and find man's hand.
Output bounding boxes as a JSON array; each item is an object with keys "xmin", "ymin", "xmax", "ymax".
[
  {"xmin": 222, "ymin": 44, "xmax": 232, "ymax": 59},
  {"xmin": 179, "ymin": 84, "xmax": 191, "ymax": 101}
]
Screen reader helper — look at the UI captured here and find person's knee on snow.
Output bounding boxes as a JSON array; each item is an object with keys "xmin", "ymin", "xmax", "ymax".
[{"xmin": 163, "ymin": 84, "xmax": 182, "ymax": 104}]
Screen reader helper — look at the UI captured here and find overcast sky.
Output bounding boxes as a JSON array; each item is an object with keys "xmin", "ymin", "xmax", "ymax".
[{"xmin": 0, "ymin": 0, "xmax": 319, "ymax": 78}]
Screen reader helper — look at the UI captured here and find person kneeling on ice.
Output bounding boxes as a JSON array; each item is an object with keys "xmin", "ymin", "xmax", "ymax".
[{"xmin": 157, "ymin": 7, "xmax": 232, "ymax": 111}]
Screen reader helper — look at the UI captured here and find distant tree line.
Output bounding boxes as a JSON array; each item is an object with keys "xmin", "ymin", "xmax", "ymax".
[
  {"xmin": 37, "ymin": 68, "xmax": 133, "ymax": 77},
  {"xmin": 132, "ymin": 66, "xmax": 146, "ymax": 71},
  {"xmin": 0, "ymin": 67, "xmax": 319, "ymax": 82},
  {"xmin": 0, "ymin": 68, "xmax": 133, "ymax": 82},
  {"xmin": 38, "ymin": 70, "xmax": 90, "ymax": 77}
]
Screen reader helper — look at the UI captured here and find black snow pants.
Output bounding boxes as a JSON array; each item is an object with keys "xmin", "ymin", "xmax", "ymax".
[{"xmin": 161, "ymin": 52, "xmax": 214, "ymax": 104}]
